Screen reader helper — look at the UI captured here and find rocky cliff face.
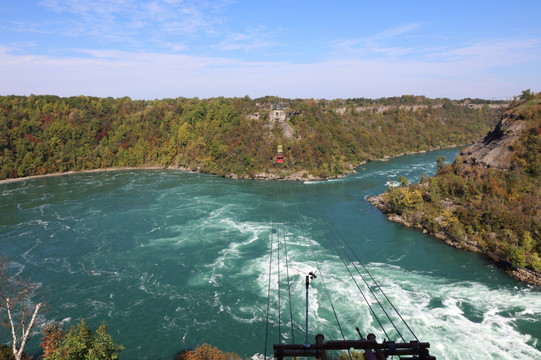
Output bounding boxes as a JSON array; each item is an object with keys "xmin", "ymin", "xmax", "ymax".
[
  {"xmin": 461, "ymin": 113, "xmax": 527, "ymax": 169},
  {"xmin": 461, "ymin": 101, "xmax": 540, "ymax": 169}
]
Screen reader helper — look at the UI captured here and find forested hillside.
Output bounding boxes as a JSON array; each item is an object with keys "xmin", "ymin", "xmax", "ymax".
[
  {"xmin": 371, "ymin": 91, "xmax": 541, "ymax": 284},
  {"xmin": 0, "ymin": 95, "xmax": 505, "ymax": 180}
]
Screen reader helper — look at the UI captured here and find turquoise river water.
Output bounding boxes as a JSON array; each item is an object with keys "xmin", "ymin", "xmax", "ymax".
[{"xmin": 0, "ymin": 148, "xmax": 540, "ymax": 360}]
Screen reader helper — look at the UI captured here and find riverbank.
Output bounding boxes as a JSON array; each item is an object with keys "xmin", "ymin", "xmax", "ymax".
[
  {"xmin": 1, "ymin": 144, "xmax": 464, "ymax": 185},
  {"xmin": 0, "ymin": 158, "xmax": 364, "ymax": 184},
  {"xmin": 0, "ymin": 166, "xmax": 167, "ymax": 185},
  {"xmin": 367, "ymin": 193, "xmax": 541, "ymax": 286},
  {"xmin": 0, "ymin": 166, "xmax": 333, "ymax": 184}
]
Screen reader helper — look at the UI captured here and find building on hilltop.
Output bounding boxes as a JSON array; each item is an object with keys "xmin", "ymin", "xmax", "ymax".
[{"xmin": 270, "ymin": 109, "xmax": 287, "ymax": 122}]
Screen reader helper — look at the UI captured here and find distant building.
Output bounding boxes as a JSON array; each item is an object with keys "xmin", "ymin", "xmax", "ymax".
[{"xmin": 270, "ymin": 109, "xmax": 287, "ymax": 122}]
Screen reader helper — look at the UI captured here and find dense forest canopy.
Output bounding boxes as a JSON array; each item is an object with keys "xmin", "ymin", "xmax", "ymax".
[{"xmin": 0, "ymin": 94, "xmax": 505, "ymax": 180}]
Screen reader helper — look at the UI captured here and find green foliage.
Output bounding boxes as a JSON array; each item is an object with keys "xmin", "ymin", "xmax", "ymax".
[
  {"xmin": 398, "ymin": 175, "xmax": 409, "ymax": 186},
  {"xmin": 510, "ymin": 246, "xmax": 527, "ymax": 268},
  {"xmin": 44, "ymin": 319, "xmax": 124, "ymax": 360},
  {"xmin": 519, "ymin": 89, "xmax": 533, "ymax": 102},
  {"xmin": 436, "ymin": 156, "xmax": 446, "ymax": 172},
  {"xmin": 385, "ymin": 185, "xmax": 424, "ymax": 214},
  {"xmin": 0, "ymin": 95, "xmax": 503, "ymax": 180},
  {"xmin": 532, "ymin": 253, "xmax": 541, "ymax": 272}
]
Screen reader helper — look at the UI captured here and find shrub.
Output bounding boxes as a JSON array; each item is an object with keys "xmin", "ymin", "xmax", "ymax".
[{"xmin": 177, "ymin": 344, "xmax": 228, "ymax": 360}]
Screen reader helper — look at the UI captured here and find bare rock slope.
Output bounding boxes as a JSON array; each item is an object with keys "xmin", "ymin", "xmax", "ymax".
[{"xmin": 461, "ymin": 112, "xmax": 528, "ymax": 169}]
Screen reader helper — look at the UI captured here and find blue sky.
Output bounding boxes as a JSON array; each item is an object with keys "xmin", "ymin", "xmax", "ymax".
[{"xmin": 1, "ymin": 0, "xmax": 540, "ymax": 100}]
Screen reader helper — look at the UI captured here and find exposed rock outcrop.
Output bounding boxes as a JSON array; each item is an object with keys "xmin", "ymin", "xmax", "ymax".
[{"xmin": 461, "ymin": 113, "xmax": 528, "ymax": 169}]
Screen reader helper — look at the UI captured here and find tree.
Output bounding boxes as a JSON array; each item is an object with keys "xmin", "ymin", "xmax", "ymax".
[
  {"xmin": 41, "ymin": 322, "xmax": 63, "ymax": 359},
  {"xmin": 398, "ymin": 175, "xmax": 409, "ymax": 186},
  {"xmin": 509, "ymin": 246, "xmax": 527, "ymax": 268},
  {"xmin": 0, "ymin": 256, "xmax": 43, "ymax": 360},
  {"xmin": 43, "ymin": 319, "xmax": 124, "ymax": 360},
  {"xmin": 436, "ymin": 156, "xmax": 446, "ymax": 172},
  {"xmin": 519, "ymin": 89, "xmax": 532, "ymax": 102},
  {"xmin": 177, "ymin": 344, "xmax": 228, "ymax": 360}
]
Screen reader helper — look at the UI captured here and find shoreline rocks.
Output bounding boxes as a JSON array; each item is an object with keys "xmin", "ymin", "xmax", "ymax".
[{"xmin": 367, "ymin": 194, "xmax": 541, "ymax": 286}]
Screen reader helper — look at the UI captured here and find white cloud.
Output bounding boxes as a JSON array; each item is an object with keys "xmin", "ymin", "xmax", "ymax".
[
  {"xmin": 373, "ymin": 23, "xmax": 422, "ymax": 40},
  {"xmin": 213, "ymin": 26, "xmax": 278, "ymax": 52},
  {"xmin": 332, "ymin": 23, "xmax": 423, "ymax": 57},
  {"xmin": 427, "ymin": 39, "xmax": 541, "ymax": 67},
  {"xmin": 35, "ymin": 0, "xmax": 224, "ymax": 45},
  {"xmin": 10, "ymin": 1, "xmax": 272, "ymax": 57},
  {"xmin": 0, "ymin": 45, "xmax": 11, "ymax": 54},
  {"xmin": 0, "ymin": 36, "xmax": 541, "ymax": 99},
  {"xmin": 165, "ymin": 42, "xmax": 187, "ymax": 52}
]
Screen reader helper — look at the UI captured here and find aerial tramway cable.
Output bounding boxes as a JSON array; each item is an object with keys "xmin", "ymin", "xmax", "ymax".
[
  {"xmin": 281, "ymin": 220, "xmax": 296, "ymax": 345},
  {"xmin": 295, "ymin": 185, "xmax": 422, "ymax": 347},
  {"xmin": 286, "ymin": 185, "xmax": 353, "ymax": 360},
  {"xmin": 277, "ymin": 208, "xmax": 282, "ymax": 344},
  {"xmin": 324, "ymin": 217, "xmax": 403, "ymax": 342},
  {"xmin": 289, "ymin": 186, "xmax": 389, "ymax": 336},
  {"xmin": 320, "ymin": 217, "xmax": 391, "ymax": 340},
  {"xmin": 296, "ymin": 181, "xmax": 420, "ymax": 343},
  {"xmin": 326, "ymin": 218, "xmax": 419, "ymax": 342},
  {"xmin": 265, "ymin": 179, "xmax": 299, "ymax": 357},
  {"xmin": 263, "ymin": 187, "xmax": 276, "ymax": 358}
]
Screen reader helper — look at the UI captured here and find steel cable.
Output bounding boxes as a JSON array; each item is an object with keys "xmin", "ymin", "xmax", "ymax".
[
  {"xmin": 322, "ymin": 217, "xmax": 401, "ymax": 342},
  {"xmin": 281, "ymin": 221, "xmax": 296, "ymax": 344},
  {"xmin": 327, "ymin": 219, "xmax": 419, "ymax": 341},
  {"xmin": 263, "ymin": 218, "xmax": 274, "ymax": 359},
  {"xmin": 286, "ymin": 184, "xmax": 352, "ymax": 360}
]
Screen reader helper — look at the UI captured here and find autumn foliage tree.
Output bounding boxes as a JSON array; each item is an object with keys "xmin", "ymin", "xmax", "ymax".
[
  {"xmin": 177, "ymin": 344, "xmax": 228, "ymax": 360},
  {"xmin": 40, "ymin": 322, "xmax": 63, "ymax": 359},
  {"xmin": 176, "ymin": 343, "xmax": 243, "ymax": 360}
]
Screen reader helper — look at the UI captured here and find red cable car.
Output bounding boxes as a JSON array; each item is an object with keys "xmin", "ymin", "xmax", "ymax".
[{"xmin": 276, "ymin": 145, "xmax": 284, "ymax": 163}]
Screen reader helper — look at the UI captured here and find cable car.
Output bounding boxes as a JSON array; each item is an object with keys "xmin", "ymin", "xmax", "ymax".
[{"xmin": 276, "ymin": 145, "xmax": 284, "ymax": 163}]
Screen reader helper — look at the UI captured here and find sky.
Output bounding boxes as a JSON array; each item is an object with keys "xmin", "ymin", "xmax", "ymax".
[{"xmin": 1, "ymin": 0, "xmax": 540, "ymax": 100}]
